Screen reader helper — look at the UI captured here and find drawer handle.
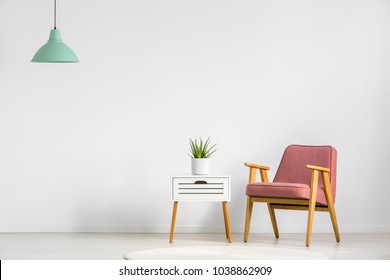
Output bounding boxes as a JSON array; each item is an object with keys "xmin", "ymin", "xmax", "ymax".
[{"xmin": 194, "ymin": 180, "xmax": 208, "ymax": 184}]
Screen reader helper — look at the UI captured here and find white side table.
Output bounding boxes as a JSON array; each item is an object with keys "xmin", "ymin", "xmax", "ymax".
[{"xmin": 169, "ymin": 175, "xmax": 232, "ymax": 243}]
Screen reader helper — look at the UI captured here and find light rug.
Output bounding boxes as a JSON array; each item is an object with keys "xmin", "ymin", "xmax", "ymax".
[{"xmin": 123, "ymin": 245, "xmax": 328, "ymax": 260}]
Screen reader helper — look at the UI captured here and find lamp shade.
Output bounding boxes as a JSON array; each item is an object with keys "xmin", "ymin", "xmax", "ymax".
[{"xmin": 31, "ymin": 29, "xmax": 79, "ymax": 63}]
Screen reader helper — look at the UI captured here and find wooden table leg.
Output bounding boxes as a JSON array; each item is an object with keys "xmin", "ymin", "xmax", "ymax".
[
  {"xmin": 222, "ymin": 202, "xmax": 228, "ymax": 239},
  {"xmin": 169, "ymin": 201, "xmax": 178, "ymax": 243},
  {"xmin": 222, "ymin": 201, "xmax": 232, "ymax": 243}
]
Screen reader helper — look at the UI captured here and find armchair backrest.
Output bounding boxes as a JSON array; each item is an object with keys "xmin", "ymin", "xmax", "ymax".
[{"xmin": 273, "ymin": 145, "xmax": 337, "ymax": 201}]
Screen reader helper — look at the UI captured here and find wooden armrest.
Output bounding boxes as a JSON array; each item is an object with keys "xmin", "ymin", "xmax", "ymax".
[
  {"xmin": 306, "ymin": 165, "xmax": 335, "ymax": 208},
  {"xmin": 245, "ymin": 162, "xmax": 270, "ymax": 170},
  {"xmin": 306, "ymin": 165, "xmax": 330, "ymax": 172},
  {"xmin": 245, "ymin": 162, "xmax": 270, "ymax": 183}
]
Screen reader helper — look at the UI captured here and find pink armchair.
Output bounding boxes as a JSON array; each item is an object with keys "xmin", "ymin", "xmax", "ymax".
[{"xmin": 244, "ymin": 144, "xmax": 340, "ymax": 246}]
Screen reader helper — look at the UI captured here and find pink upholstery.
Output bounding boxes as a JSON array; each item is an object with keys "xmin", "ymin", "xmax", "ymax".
[{"xmin": 246, "ymin": 145, "xmax": 337, "ymax": 206}]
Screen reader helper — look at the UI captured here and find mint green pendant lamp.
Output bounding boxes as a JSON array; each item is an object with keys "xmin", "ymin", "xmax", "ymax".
[{"xmin": 32, "ymin": 0, "xmax": 79, "ymax": 63}]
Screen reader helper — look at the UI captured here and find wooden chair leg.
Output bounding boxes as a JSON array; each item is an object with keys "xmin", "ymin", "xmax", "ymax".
[
  {"xmin": 328, "ymin": 205, "xmax": 340, "ymax": 242},
  {"xmin": 322, "ymin": 172, "xmax": 341, "ymax": 242},
  {"xmin": 267, "ymin": 203, "xmax": 279, "ymax": 238},
  {"xmin": 244, "ymin": 196, "xmax": 253, "ymax": 242},
  {"xmin": 306, "ymin": 170, "xmax": 319, "ymax": 247},
  {"xmin": 222, "ymin": 202, "xmax": 232, "ymax": 243},
  {"xmin": 306, "ymin": 202, "xmax": 316, "ymax": 247},
  {"xmin": 169, "ymin": 201, "xmax": 178, "ymax": 243}
]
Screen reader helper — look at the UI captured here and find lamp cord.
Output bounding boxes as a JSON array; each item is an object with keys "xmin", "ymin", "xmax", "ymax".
[{"xmin": 54, "ymin": 0, "xmax": 57, "ymax": 29}]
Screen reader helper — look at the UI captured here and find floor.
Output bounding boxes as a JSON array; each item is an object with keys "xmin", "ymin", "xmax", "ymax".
[{"xmin": 0, "ymin": 233, "xmax": 389, "ymax": 260}]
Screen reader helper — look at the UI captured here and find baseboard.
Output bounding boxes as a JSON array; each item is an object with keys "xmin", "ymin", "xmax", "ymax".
[{"xmin": 1, "ymin": 225, "xmax": 389, "ymax": 233}]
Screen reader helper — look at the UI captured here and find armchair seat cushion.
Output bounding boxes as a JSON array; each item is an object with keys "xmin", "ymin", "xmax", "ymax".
[{"xmin": 246, "ymin": 182, "xmax": 327, "ymax": 206}]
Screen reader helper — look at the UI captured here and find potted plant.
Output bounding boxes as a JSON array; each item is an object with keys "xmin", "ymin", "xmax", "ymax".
[{"xmin": 189, "ymin": 137, "xmax": 217, "ymax": 175}]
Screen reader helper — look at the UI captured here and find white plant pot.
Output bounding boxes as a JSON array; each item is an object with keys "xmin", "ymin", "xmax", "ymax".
[{"xmin": 191, "ymin": 158, "xmax": 210, "ymax": 175}]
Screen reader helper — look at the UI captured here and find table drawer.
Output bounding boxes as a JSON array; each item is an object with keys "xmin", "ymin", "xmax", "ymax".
[{"xmin": 172, "ymin": 177, "xmax": 230, "ymax": 201}]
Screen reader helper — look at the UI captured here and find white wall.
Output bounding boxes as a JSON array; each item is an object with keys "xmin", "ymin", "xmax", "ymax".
[{"xmin": 0, "ymin": 0, "xmax": 389, "ymax": 233}]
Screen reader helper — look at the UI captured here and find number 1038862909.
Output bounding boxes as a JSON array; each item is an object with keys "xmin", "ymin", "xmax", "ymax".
[{"xmin": 212, "ymin": 266, "xmax": 272, "ymax": 276}]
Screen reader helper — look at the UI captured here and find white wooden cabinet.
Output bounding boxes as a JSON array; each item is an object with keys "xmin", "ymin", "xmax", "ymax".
[
  {"xmin": 169, "ymin": 175, "xmax": 232, "ymax": 243},
  {"xmin": 172, "ymin": 175, "xmax": 230, "ymax": 201}
]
